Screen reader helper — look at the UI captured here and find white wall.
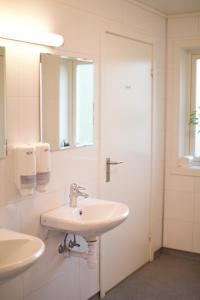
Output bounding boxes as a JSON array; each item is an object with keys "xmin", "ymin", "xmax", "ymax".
[
  {"xmin": 164, "ymin": 13, "xmax": 200, "ymax": 253},
  {"xmin": 0, "ymin": 1, "xmax": 166, "ymax": 299}
]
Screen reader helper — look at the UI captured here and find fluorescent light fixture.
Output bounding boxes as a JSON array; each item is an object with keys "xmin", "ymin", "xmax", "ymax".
[{"xmin": 0, "ymin": 28, "xmax": 64, "ymax": 47}]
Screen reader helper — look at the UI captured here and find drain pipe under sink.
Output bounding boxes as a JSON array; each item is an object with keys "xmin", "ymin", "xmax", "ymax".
[{"xmin": 58, "ymin": 234, "xmax": 97, "ymax": 269}]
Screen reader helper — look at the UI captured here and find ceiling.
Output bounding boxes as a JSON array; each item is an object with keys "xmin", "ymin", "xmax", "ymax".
[{"xmin": 135, "ymin": 0, "xmax": 200, "ymax": 15}]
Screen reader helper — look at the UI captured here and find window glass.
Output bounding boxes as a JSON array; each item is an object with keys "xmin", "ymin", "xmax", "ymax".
[{"xmin": 194, "ymin": 59, "xmax": 200, "ymax": 157}]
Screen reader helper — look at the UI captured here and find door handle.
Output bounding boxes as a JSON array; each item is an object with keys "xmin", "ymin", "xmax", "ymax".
[
  {"xmin": 107, "ymin": 160, "xmax": 124, "ymax": 165},
  {"xmin": 106, "ymin": 158, "xmax": 124, "ymax": 182}
]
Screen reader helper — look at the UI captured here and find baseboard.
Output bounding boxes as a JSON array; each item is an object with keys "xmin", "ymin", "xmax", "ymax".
[
  {"xmin": 161, "ymin": 247, "xmax": 200, "ymax": 261},
  {"xmin": 153, "ymin": 247, "xmax": 163, "ymax": 259},
  {"xmin": 88, "ymin": 292, "xmax": 100, "ymax": 300}
]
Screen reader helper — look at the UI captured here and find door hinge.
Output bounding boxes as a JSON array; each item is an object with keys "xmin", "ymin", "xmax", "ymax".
[{"xmin": 151, "ymin": 68, "xmax": 154, "ymax": 77}]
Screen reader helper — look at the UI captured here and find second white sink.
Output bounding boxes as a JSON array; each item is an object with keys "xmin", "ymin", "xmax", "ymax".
[
  {"xmin": 41, "ymin": 198, "xmax": 129, "ymax": 239},
  {"xmin": 0, "ymin": 229, "xmax": 45, "ymax": 283}
]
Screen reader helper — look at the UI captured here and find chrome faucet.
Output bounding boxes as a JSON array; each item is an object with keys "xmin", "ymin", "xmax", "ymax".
[{"xmin": 69, "ymin": 183, "xmax": 89, "ymax": 207}]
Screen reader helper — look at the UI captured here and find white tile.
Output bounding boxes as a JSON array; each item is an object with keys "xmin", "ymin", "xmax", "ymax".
[
  {"xmin": 80, "ymin": 260, "xmax": 99, "ymax": 300},
  {"xmin": 57, "ymin": 0, "xmax": 80, "ymax": 8},
  {"xmin": 5, "ymin": 46, "xmax": 20, "ymax": 98},
  {"xmin": 152, "ymin": 130, "xmax": 165, "ymax": 163},
  {"xmin": 154, "ymin": 40, "xmax": 166, "ymax": 70},
  {"xmin": 78, "ymin": 178, "xmax": 98, "ymax": 200},
  {"xmin": 79, "ymin": 11, "xmax": 100, "ymax": 56},
  {"xmin": 0, "ymin": 275, "xmax": 23, "ymax": 300},
  {"xmin": 0, "ymin": 203, "xmax": 20, "ymax": 231},
  {"xmin": 19, "ymin": 47, "xmax": 40, "ymax": 98},
  {"xmin": 151, "ymin": 217, "xmax": 163, "ymax": 252},
  {"xmin": 0, "ymin": 154, "xmax": 20, "ymax": 204},
  {"xmin": 49, "ymin": 150, "xmax": 80, "ymax": 192},
  {"xmin": 168, "ymin": 16, "xmax": 199, "ymax": 38},
  {"xmin": 193, "ymin": 223, "xmax": 200, "ymax": 253},
  {"xmin": 122, "ymin": 1, "xmax": 165, "ymax": 38},
  {"xmin": 79, "ymin": 0, "xmax": 123, "ymax": 22},
  {"xmin": 0, "ymin": 159, "xmax": 7, "ymax": 205},
  {"xmin": 194, "ymin": 193, "xmax": 200, "ymax": 223},
  {"xmin": 151, "ymin": 187, "xmax": 164, "ymax": 252},
  {"xmin": 23, "ymin": 233, "xmax": 79, "ymax": 297},
  {"xmin": 163, "ymin": 219, "xmax": 193, "ymax": 252},
  {"xmin": 19, "ymin": 97, "xmax": 39, "ymax": 144},
  {"xmin": 123, "ymin": 2, "xmax": 153, "ymax": 34},
  {"xmin": 151, "ymin": 15, "xmax": 166, "ymax": 38},
  {"xmin": 151, "ymin": 161, "xmax": 165, "ymax": 192},
  {"xmin": 18, "ymin": 189, "xmax": 66, "ymax": 237},
  {"xmin": 194, "ymin": 177, "xmax": 200, "ymax": 193},
  {"xmin": 153, "ymin": 68, "xmax": 166, "ymax": 104},
  {"xmin": 151, "ymin": 188, "xmax": 164, "ymax": 217},
  {"xmin": 78, "ymin": 150, "xmax": 98, "ymax": 182},
  {"xmin": 164, "ymin": 190, "xmax": 194, "ymax": 222},
  {"xmin": 48, "ymin": 1, "xmax": 80, "ymax": 52},
  {"xmin": 6, "ymin": 97, "xmax": 20, "ymax": 145},
  {"xmin": 165, "ymin": 174, "xmax": 195, "ymax": 192},
  {"xmin": 167, "ymin": 39, "xmax": 178, "ymax": 71},
  {"xmin": 24, "ymin": 268, "xmax": 80, "ymax": 300}
]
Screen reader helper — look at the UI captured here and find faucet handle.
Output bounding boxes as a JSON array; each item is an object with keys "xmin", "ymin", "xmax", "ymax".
[
  {"xmin": 70, "ymin": 183, "xmax": 86, "ymax": 192},
  {"xmin": 70, "ymin": 183, "xmax": 78, "ymax": 191},
  {"xmin": 77, "ymin": 185, "xmax": 86, "ymax": 191}
]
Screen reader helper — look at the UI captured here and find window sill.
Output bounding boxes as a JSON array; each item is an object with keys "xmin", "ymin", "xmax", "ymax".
[
  {"xmin": 172, "ymin": 156, "xmax": 200, "ymax": 177},
  {"xmin": 173, "ymin": 165, "xmax": 200, "ymax": 176}
]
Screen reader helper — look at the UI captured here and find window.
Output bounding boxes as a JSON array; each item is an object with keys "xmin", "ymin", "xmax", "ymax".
[
  {"xmin": 179, "ymin": 50, "xmax": 200, "ymax": 164},
  {"xmin": 169, "ymin": 41, "xmax": 200, "ymax": 176},
  {"xmin": 189, "ymin": 54, "xmax": 200, "ymax": 158}
]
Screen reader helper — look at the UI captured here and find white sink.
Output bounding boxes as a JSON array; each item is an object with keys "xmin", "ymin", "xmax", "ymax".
[
  {"xmin": 0, "ymin": 229, "xmax": 45, "ymax": 283},
  {"xmin": 41, "ymin": 198, "xmax": 129, "ymax": 239}
]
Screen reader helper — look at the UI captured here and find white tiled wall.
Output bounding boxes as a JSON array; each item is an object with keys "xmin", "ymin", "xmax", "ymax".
[
  {"xmin": 0, "ymin": 0, "xmax": 166, "ymax": 299},
  {"xmin": 164, "ymin": 14, "xmax": 200, "ymax": 253}
]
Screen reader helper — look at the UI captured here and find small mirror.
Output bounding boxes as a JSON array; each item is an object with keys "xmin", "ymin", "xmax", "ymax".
[
  {"xmin": 40, "ymin": 53, "xmax": 94, "ymax": 150},
  {"xmin": 0, "ymin": 47, "xmax": 6, "ymax": 158}
]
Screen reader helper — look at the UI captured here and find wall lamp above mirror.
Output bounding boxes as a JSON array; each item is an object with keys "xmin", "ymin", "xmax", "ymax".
[
  {"xmin": 40, "ymin": 53, "xmax": 94, "ymax": 151},
  {"xmin": 0, "ymin": 27, "xmax": 64, "ymax": 47}
]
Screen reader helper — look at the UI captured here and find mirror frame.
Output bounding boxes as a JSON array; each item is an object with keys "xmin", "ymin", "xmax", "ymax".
[{"xmin": 39, "ymin": 53, "xmax": 95, "ymax": 151}]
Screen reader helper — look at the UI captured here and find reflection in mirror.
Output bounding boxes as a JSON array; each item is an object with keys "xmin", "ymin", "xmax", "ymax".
[
  {"xmin": 0, "ymin": 47, "xmax": 6, "ymax": 158},
  {"xmin": 40, "ymin": 54, "xmax": 94, "ymax": 151},
  {"xmin": 75, "ymin": 62, "xmax": 94, "ymax": 146}
]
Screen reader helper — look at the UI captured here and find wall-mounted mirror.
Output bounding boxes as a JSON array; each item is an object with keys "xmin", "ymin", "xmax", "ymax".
[
  {"xmin": 40, "ymin": 53, "xmax": 94, "ymax": 151},
  {"xmin": 0, "ymin": 47, "xmax": 6, "ymax": 158}
]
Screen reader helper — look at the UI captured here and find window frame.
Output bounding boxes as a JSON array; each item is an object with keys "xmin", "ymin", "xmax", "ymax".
[
  {"xmin": 168, "ymin": 39, "xmax": 200, "ymax": 177},
  {"xmin": 188, "ymin": 53, "xmax": 200, "ymax": 160}
]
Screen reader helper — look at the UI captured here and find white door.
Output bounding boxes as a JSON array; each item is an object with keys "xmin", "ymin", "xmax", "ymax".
[{"xmin": 100, "ymin": 33, "xmax": 153, "ymax": 295}]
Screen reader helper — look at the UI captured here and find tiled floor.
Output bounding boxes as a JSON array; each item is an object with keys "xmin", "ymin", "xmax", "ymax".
[{"xmin": 91, "ymin": 250, "xmax": 200, "ymax": 300}]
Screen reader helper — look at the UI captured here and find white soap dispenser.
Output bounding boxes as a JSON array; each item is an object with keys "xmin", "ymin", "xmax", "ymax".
[
  {"xmin": 35, "ymin": 143, "xmax": 51, "ymax": 192},
  {"xmin": 14, "ymin": 144, "xmax": 36, "ymax": 196}
]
